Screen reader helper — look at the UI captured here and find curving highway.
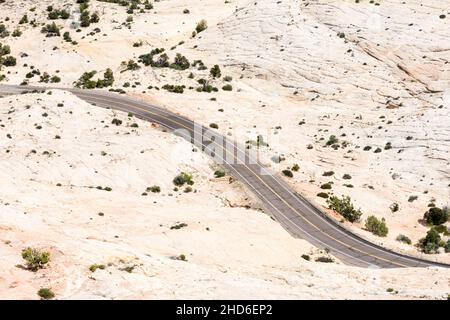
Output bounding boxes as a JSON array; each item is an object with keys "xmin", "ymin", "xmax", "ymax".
[{"xmin": 1, "ymin": 84, "xmax": 449, "ymax": 269}]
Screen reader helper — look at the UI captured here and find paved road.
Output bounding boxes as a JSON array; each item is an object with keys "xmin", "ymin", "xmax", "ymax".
[{"xmin": 1, "ymin": 84, "xmax": 449, "ymax": 269}]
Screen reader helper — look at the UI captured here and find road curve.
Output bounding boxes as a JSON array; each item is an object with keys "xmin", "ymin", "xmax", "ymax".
[{"xmin": 1, "ymin": 84, "xmax": 449, "ymax": 269}]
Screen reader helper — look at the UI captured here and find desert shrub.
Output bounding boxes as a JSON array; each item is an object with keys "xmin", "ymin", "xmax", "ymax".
[
  {"xmin": 423, "ymin": 207, "xmax": 449, "ymax": 225},
  {"xmin": 162, "ymin": 84, "xmax": 185, "ymax": 93},
  {"xmin": 111, "ymin": 118, "xmax": 122, "ymax": 126},
  {"xmin": 12, "ymin": 29, "xmax": 22, "ymax": 37},
  {"xmin": 195, "ymin": 19, "xmax": 208, "ymax": 33},
  {"xmin": 19, "ymin": 15, "xmax": 29, "ymax": 24},
  {"xmin": 75, "ymin": 71, "xmax": 97, "ymax": 88},
  {"xmin": 153, "ymin": 53, "xmax": 170, "ymax": 68},
  {"xmin": 292, "ymin": 164, "xmax": 300, "ymax": 171},
  {"xmin": 209, "ymin": 123, "xmax": 218, "ymax": 129},
  {"xmin": 122, "ymin": 59, "xmax": 140, "ymax": 72},
  {"xmin": 325, "ymin": 135, "xmax": 339, "ymax": 147},
  {"xmin": 322, "ymin": 171, "xmax": 334, "ymax": 177},
  {"xmin": 50, "ymin": 75, "xmax": 61, "ymax": 83},
  {"xmin": 396, "ymin": 234, "xmax": 411, "ymax": 245},
  {"xmin": 0, "ymin": 24, "xmax": 10, "ymax": 38},
  {"xmin": 90, "ymin": 12, "xmax": 100, "ymax": 23},
  {"xmin": 317, "ymin": 192, "xmax": 329, "ymax": 199},
  {"xmin": 214, "ymin": 170, "xmax": 225, "ymax": 178},
  {"xmin": 75, "ymin": 69, "xmax": 114, "ymax": 89},
  {"xmin": 63, "ymin": 31, "xmax": 72, "ymax": 42},
  {"xmin": 170, "ymin": 53, "xmax": 190, "ymax": 70},
  {"xmin": 173, "ymin": 172, "xmax": 194, "ymax": 186},
  {"xmin": 170, "ymin": 223, "xmax": 188, "ymax": 230},
  {"xmin": 365, "ymin": 215, "xmax": 388, "ymax": 237},
  {"xmin": 177, "ymin": 254, "xmax": 187, "ymax": 261},
  {"xmin": 22, "ymin": 247, "xmax": 50, "ymax": 271},
  {"xmin": 89, "ymin": 264, "xmax": 106, "ymax": 272},
  {"xmin": 390, "ymin": 203, "xmax": 399, "ymax": 213},
  {"xmin": 222, "ymin": 84, "xmax": 232, "ymax": 91},
  {"xmin": 147, "ymin": 185, "xmax": 160, "ymax": 193},
  {"xmin": 419, "ymin": 228, "xmax": 441, "ymax": 254},
  {"xmin": 445, "ymin": 240, "xmax": 450, "ymax": 253},
  {"xmin": 37, "ymin": 288, "xmax": 55, "ymax": 300},
  {"xmin": 327, "ymin": 195, "xmax": 362, "ymax": 222},
  {"xmin": 315, "ymin": 256, "xmax": 334, "ymax": 263},
  {"xmin": 342, "ymin": 174, "xmax": 351, "ymax": 180},
  {"xmin": 210, "ymin": 64, "xmax": 221, "ymax": 78},
  {"xmin": 301, "ymin": 254, "xmax": 310, "ymax": 261},
  {"xmin": 0, "ymin": 43, "xmax": 11, "ymax": 56},
  {"xmin": 41, "ymin": 22, "xmax": 60, "ymax": 36},
  {"xmin": 282, "ymin": 169, "xmax": 293, "ymax": 178},
  {"xmin": 320, "ymin": 182, "xmax": 332, "ymax": 190},
  {"xmin": 2, "ymin": 55, "xmax": 16, "ymax": 66},
  {"xmin": 80, "ymin": 10, "xmax": 91, "ymax": 27}
]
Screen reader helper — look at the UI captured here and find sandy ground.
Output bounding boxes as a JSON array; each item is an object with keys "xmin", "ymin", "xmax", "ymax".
[{"xmin": 0, "ymin": 91, "xmax": 449, "ymax": 300}]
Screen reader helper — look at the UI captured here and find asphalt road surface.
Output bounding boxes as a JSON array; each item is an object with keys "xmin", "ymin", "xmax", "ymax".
[{"xmin": 1, "ymin": 84, "xmax": 448, "ymax": 269}]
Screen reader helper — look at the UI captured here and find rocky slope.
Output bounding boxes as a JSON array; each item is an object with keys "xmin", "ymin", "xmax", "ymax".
[{"xmin": 1, "ymin": 91, "xmax": 449, "ymax": 299}]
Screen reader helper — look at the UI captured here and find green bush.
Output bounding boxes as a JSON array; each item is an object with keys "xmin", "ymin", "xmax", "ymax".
[
  {"xmin": 390, "ymin": 203, "xmax": 399, "ymax": 213},
  {"xmin": 301, "ymin": 254, "xmax": 310, "ymax": 261},
  {"xmin": 222, "ymin": 84, "xmax": 232, "ymax": 91},
  {"xmin": 396, "ymin": 234, "xmax": 411, "ymax": 245},
  {"xmin": 423, "ymin": 207, "xmax": 449, "ymax": 225},
  {"xmin": 327, "ymin": 195, "xmax": 362, "ymax": 222},
  {"xmin": 41, "ymin": 22, "xmax": 60, "ymax": 36},
  {"xmin": 365, "ymin": 215, "xmax": 388, "ymax": 237},
  {"xmin": 210, "ymin": 65, "xmax": 221, "ymax": 78},
  {"xmin": 315, "ymin": 256, "xmax": 334, "ymax": 263},
  {"xmin": 89, "ymin": 264, "xmax": 106, "ymax": 272},
  {"xmin": 282, "ymin": 169, "xmax": 293, "ymax": 178},
  {"xmin": 419, "ymin": 228, "xmax": 441, "ymax": 254},
  {"xmin": 162, "ymin": 84, "xmax": 185, "ymax": 93},
  {"xmin": 170, "ymin": 53, "xmax": 190, "ymax": 70},
  {"xmin": 195, "ymin": 19, "xmax": 208, "ymax": 33},
  {"xmin": 325, "ymin": 135, "xmax": 339, "ymax": 147},
  {"xmin": 445, "ymin": 240, "xmax": 450, "ymax": 253},
  {"xmin": 148, "ymin": 185, "xmax": 160, "ymax": 193},
  {"xmin": 173, "ymin": 172, "xmax": 194, "ymax": 186},
  {"xmin": 214, "ymin": 170, "xmax": 225, "ymax": 178},
  {"xmin": 37, "ymin": 288, "xmax": 55, "ymax": 300},
  {"xmin": 317, "ymin": 192, "xmax": 329, "ymax": 199},
  {"xmin": 2, "ymin": 55, "xmax": 16, "ymax": 66},
  {"xmin": 22, "ymin": 247, "xmax": 50, "ymax": 271},
  {"xmin": 320, "ymin": 182, "xmax": 332, "ymax": 190}
]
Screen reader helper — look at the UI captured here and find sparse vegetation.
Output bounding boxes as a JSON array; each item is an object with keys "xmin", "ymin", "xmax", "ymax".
[
  {"xmin": 365, "ymin": 216, "xmax": 388, "ymax": 237},
  {"xmin": 396, "ymin": 234, "xmax": 412, "ymax": 245},
  {"xmin": 327, "ymin": 195, "xmax": 362, "ymax": 222},
  {"xmin": 423, "ymin": 206, "xmax": 449, "ymax": 225},
  {"xmin": 89, "ymin": 264, "xmax": 106, "ymax": 272},
  {"xmin": 21, "ymin": 247, "xmax": 50, "ymax": 271},
  {"xmin": 173, "ymin": 172, "xmax": 194, "ymax": 187},
  {"xmin": 282, "ymin": 169, "xmax": 293, "ymax": 178},
  {"xmin": 75, "ymin": 69, "xmax": 114, "ymax": 89},
  {"xmin": 195, "ymin": 19, "xmax": 208, "ymax": 33},
  {"xmin": 419, "ymin": 228, "xmax": 441, "ymax": 254},
  {"xmin": 214, "ymin": 170, "xmax": 226, "ymax": 178},
  {"xmin": 37, "ymin": 288, "xmax": 55, "ymax": 300}
]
